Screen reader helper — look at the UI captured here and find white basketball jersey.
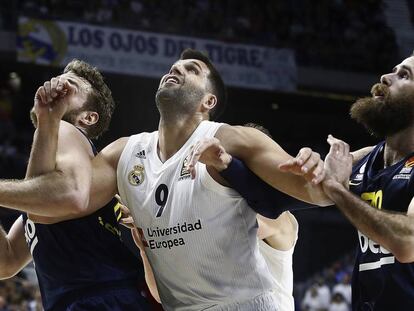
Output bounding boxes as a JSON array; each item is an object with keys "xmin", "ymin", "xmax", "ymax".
[
  {"xmin": 259, "ymin": 213, "xmax": 298, "ymax": 311},
  {"xmin": 117, "ymin": 121, "xmax": 275, "ymax": 311}
]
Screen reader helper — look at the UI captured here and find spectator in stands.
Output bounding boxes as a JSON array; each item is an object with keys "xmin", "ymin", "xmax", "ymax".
[
  {"xmin": 302, "ymin": 279, "xmax": 331, "ymax": 311},
  {"xmin": 332, "ymin": 273, "xmax": 351, "ymax": 305},
  {"xmin": 328, "ymin": 293, "xmax": 349, "ymax": 311}
]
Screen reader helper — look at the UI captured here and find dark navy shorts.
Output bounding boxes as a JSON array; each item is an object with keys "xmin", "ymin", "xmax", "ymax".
[{"xmin": 61, "ymin": 288, "xmax": 150, "ymax": 311}]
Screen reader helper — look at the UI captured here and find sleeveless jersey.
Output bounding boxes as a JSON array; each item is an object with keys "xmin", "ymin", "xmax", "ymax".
[
  {"xmin": 349, "ymin": 142, "xmax": 414, "ymax": 311},
  {"xmin": 22, "ymin": 130, "xmax": 143, "ymax": 311},
  {"xmin": 117, "ymin": 121, "xmax": 275, "ymax": 311},
  {"xmin": 259, "ymin": 213, "xmax": 298, "ymax": 311}
]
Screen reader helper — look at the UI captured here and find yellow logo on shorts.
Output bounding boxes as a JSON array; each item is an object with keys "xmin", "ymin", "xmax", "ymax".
[{"xmin": 128, "ymin": 165, "xmax": 145, "ymax": 186}]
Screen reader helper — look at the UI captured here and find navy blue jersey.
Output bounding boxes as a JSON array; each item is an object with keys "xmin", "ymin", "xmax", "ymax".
[
  {"xmin": 22, "ymin": 130, "xmax": 145, "ymax": 310},
  {"xmin": 350, "ymin": 142, "xmax": 414, "ymax": 311}
]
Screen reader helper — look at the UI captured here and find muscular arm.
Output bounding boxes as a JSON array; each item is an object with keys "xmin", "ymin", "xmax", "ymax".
[
  {"xmin": 215, "ymin": 125, "xmax": 330, "ymax": 205},
  {"xmin": 0, "ymin": 121, "xmax": 93, "ymax": 218},
  {"xmin": 87, "ymin": 137, "xmax": 127, "ymax": 211},
  {"xmin": 25, "ymin": 136, "xmax": 126, "ymax": 224},
  {"xmin": 0, "ymin": 217, "xmax": 31, "ymax": 279},
  {"xmin": 324, "ymin": 181, "xmax": 414, "ymax": 263}
]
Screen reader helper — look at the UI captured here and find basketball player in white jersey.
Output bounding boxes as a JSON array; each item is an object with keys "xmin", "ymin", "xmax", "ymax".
[
  {"xmin": 24, "ymin": 49, "xmax": 341, "ymax": 310},
  {"xmin": 118, "ymin": 198, "xmax": 298, "ymax": 311}
]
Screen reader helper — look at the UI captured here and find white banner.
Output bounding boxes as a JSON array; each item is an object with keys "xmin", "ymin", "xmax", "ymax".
[{"xmin": 17, "ymin": 17, "xmax": 297, "ymax": 91}]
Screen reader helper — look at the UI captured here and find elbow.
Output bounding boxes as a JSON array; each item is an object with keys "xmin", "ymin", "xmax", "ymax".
[
  {"xmin": 57, "ymin": 181, "xmax": 90, "ymax": 216},
  {"xmin": 0, "ymin": 261, "xmax": 20, "ymax": 280},
  {"xmin": 49, "ymin": 172, "xmax": 90, "ymax": 216},
  {"xmin": 391, "ymin": 239, "xmax": 414, "ymax": 263},
  {"xmin": 62, "ymin": 189, "xmax": 89, "ymax": 216},
  {"xmin": 394, "ymin": 252, "xmax": 414, "ymax": 264}
]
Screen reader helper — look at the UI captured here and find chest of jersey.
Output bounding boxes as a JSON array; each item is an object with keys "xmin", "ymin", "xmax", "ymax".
[
  {"xmin": 349, "ymin": 143, "xmax": 414, "ymax": 310},
  {"xmin": 116, "ymin": 124, "xmax": 275, "ymax": 309}
]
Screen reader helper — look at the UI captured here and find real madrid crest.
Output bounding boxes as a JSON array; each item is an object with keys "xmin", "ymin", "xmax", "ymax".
[
  {"xmin": 128, "ymin": 165, "xmax": 145, "ymax": 186},
  {"xmin": 178, "ymin": 155, "xmax": 191, "ymax": 181}
]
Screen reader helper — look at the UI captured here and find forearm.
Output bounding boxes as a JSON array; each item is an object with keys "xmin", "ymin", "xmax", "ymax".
[
  {"xmin": 304, "ymin": 182, "xmax": 333, "ymax": 207},
  {"xmin": 26, "ymin": 118, "xmax": 60, "ymax": 177},
  {"xmin": 324, "ymin": 181, "xmax": 414, "ymax": 262},
  {"xmin": 0, "ymin": 219, "xmax": 30, "ymax": 279},
  {"xmin": 0, "ymin": 173, "xmax": 85, "ymax": 217},
  {"xmin": 220, "ymin": 157, "xmax": 292, "ymax": 218},
  {"xmin": 0, "ymin": 226, "xmax": 14, "ymax": 278},
  {"xmin": 140, "ymin": 251, "xmax": 161, "ymax": 303},
  {"xmin": 216, "ymin": 125, "xmax": 331, "ymax": 206}
]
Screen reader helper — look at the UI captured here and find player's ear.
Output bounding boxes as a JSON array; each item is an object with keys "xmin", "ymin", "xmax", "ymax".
[
  {"xmin": 80, "ymin": 111, "xmax": 99, "ymax": 126},
  {"xmin": 201, "ymin": 94, "xmax": 217, "ymax": 113}
]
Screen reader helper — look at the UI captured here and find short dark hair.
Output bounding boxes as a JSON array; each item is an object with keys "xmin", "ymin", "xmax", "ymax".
[
  {"xmin": 64, "ymin": 59, "xmax": 115, "ymax": 139},
  {"xmin": 180, "ymin": 49, "xmax": 227, "ymax": 120}
]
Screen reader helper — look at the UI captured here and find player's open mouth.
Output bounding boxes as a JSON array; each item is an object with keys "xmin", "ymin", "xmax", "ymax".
[
  {"xmin": 164, "ymin": 75, "xmax": 180, "ymax": 85},
  {"xmin": 370, "ymin": 83, "xmax": 388, "ymax": 100}
]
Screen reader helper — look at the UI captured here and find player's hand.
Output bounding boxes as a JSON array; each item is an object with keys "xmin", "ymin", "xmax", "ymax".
[
  {"xmin": 323, "ymin": 135, "xmax": 353, "ymax": 191},
  {"xmin": 34, "ymin": 76, "xmax": 73, "ymax": 122},
  {"xmin": 187, "ymin": 137, "xmax": 232, "ymax": 179},
  {"xmin": 115, "ymin": 194, "xmax": 135, "ymax": 229},
  {"xmin": 279, "ymin": 147, "xmax": 325, "ymax": 184}
]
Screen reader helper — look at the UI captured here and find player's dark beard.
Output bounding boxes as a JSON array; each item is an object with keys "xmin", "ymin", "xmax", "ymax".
[
  {"xmin": 155, "ymin": 82, "xmax": 205, "ymax": 119},
  {"xmin": 61, "ymin": 107, "xmax": 84, "ymax": 125},
  {"xmin": 350, "ymin": 83, "xmax": 414, "ymax": 138}
]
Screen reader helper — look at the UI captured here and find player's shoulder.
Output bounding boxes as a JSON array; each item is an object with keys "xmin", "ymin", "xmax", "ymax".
[
  {"xmin": 128, "ymin": 131, "xmax": 157, "ymax": 143},
  {"xmin": 215, "ymin": 123, "xmax": 268, "ymax": 140},
  {"xmin": 58, "ymin": 120, "xmax": 83, "ymax": 137},
  {"xmin": 98, "ymin": 132, "xmax": 155, "ymax": 166},
  {"xmin": 57, "ymin": 121, "xmax": 92, "ymax": 154}
]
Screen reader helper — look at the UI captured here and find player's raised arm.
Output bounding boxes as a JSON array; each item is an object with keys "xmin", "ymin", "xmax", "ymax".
[{"xmin": 0, "ymin": 61, "xmax": 115, "ymax": 220}]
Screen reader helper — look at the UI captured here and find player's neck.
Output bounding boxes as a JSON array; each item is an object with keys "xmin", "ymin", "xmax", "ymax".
[
  {"xmin": 157, "ymin": 114, "xmax": 204, "ymax": 162},
  {"xmin": 384, "ymin": 125, "xmax": 414, "ymax": 167}
]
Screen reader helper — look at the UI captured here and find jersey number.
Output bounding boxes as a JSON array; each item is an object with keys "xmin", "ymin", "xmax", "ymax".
[{"xmin": 155, "ymin": 184, "xmax": 169, "ymax": 217}]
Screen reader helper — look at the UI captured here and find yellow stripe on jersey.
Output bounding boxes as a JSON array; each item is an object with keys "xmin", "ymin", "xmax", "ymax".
[{"xmin": 114, "ymin": 203, "xmax": 122, "ymax": 221}]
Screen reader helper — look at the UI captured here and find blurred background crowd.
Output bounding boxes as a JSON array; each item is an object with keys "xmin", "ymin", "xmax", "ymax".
[
  {"xmin": 0, "ymin": 0, "xmax": 411, "ymax": 310},
  {"xmin": 1, "ymin": 0, "xmax": 399, "ymax": 72}
]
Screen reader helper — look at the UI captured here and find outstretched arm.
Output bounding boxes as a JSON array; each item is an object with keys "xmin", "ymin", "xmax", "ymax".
[
  {"xmin": 215, "ymin": 125, "xmax": 331, "ymax": 205},
  {"xmin": 323, "ymin": 136, "xmax": 414, "ymax": 263},
  {"xmin": 87, "ymin": 137, "xmax": 127, "ymax": 211},
  {"xmin": 0, "ymin": 217, "xmax": 31, "ymax": 279},
  {"xmin": 188, "ymin": 137, "xmax": 319, "ymax": 217},
  {"xmin": 189, "ymin": 125, "xmax": 330, "ymax": 206}
]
